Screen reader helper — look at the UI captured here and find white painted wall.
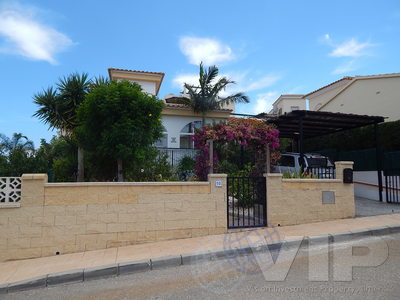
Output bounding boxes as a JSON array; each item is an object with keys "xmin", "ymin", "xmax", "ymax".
[
  {"xmin": 131, "ymin": 80, "xmax": 156, "ymax": 95},
  {"xmin": 319, "ymin": 77, "xmax": 400, "ymax": 121},
  {"xmin": 354, "ymin": 171, "xmax": 387, "ymax": 201},
  {"xmin": 272, "ymin": 95, "xmax": 306, "ymax": 115},
  {"xmin": 161, "ymin": 115, "xmax": 226, "ymax": 148},
  {"xmin": 308, "ymin": 85, "xmax": 346, "ymax": 111}
]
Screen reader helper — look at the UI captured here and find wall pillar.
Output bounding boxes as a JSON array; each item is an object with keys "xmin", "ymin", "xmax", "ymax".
[
  {"xmin": 335, "ymin": 161, "xmax": 354, "ymax": 181},
  {"xmin": 21, "ymin": 174, "xmax": 47, "ymax": 206},
  {"xmin": 208, "ymin": 174, "xmax": 227, "ymax": 233}
]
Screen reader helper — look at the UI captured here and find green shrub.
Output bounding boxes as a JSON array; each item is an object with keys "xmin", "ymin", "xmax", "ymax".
[{"xmin": 177, "ymin": 156, "xmax": 195, "ymax": 181}]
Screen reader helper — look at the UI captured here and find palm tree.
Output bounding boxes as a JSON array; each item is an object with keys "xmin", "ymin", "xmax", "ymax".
[
  {"xmin": 33, "ymin": 73, "xmax": 91, "ymax": 182},
  {"xmin": 176, "ymin": 63, "xmax": 249, "ymax": 125},
  {"xmin": 0, "ymin": 133, "xmax": 34, "ymax": 154}
]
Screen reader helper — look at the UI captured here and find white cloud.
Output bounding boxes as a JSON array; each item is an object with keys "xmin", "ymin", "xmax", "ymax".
[
  {"xmin": 172, "ymin": 73, "xmax": 199, "ymax": 90},
  {"xmin": 253, "ymin": 91, "xmax": 279, "ymax": 114},
  {"xmin": 172, "ymin": 71, "xmax": 280, "ymax": 97},
  {"xmin": 179, "ymin": 36, "xmax": 234, "ymax": 65},
  {"xmin": 332, "ymin": 60, "xmax": 357, "ymax": 75},
  {"xmin": 243, "ymin": 75, "xmax": 280, "ymax": 92},
  {"xmin": 329, "ymin": 38, "xmax": 374, "ymax": 57},
  {"xmin": 0, "ymin": 3, "xmax": 73, "ymax": 64}
]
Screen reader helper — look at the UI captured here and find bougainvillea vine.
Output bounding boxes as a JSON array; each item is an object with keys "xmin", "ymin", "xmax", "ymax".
[{"xmin": 193, "ymin": 118, "xmax": 280, "ymax": 180}]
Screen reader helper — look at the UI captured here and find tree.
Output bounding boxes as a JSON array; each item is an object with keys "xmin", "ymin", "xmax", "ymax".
[
  {"xmin": 33, "ymin": 73, "xmax": 91, "ymax": 181},
  {"xmin": 75, "ymin": 80, "xmax": 164, "ymax": 181},
  {"xmin": 0, "ymin": 133, "xmax": 36, "ymax": 176},
  {"xmin": 176, "ymin": 63, "xmax": 249, "ymax": 125},
  {"xmin": 0, "ymin": 133, "xmax": 34, "ymax": 154}
]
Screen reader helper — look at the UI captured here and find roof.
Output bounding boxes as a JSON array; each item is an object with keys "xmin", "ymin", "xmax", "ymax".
[
  {"xmin": 108, "ymin": 68, "xmax": 165, "ymax": 96},
  {"xmin": 164, "ymin": 102, "xmax": 232, "ymax": 112},
  {"xmin": 261, "ymin": 110, "xmax": 384, "ymax": 139},
  {"xmin": 303, "ymin": 76, "xmax": 353, "ymax": 98},
  {"xmin": 107, "ymin": 68, "xmax": 165, "ymax": 76}
]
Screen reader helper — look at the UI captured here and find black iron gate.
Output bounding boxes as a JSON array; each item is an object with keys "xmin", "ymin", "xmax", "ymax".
[
  {"xmin": 385, "ymin": 169, "xmax": 400, "ymax": 203},
  {"xmin": 227, "ymin": 176, "xmax": 266, "ymax": 229}
]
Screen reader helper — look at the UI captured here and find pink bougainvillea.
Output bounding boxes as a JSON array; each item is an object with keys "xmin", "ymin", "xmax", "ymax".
[{"xmin": 193, "ymin": 118, "xmax": 280, "ymax": 180}]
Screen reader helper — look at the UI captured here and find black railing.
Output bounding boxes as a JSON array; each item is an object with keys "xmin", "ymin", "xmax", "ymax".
[
  {"xmin": 384, "ymin": 169, "xmax": 400, "ymax": 203},
  {"xmin": 307, "ymin": 166, "xmax": 336, "ymax": 179},
  {"xmin": 157, "ymin": 148, "xmax": 199, "ymax": 167},
  {"xmin": 227, "ymin": 176, "xmax": 266, "ymax": 229}
]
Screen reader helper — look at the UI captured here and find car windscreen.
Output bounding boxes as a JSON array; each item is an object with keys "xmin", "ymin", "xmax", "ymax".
[{"xmin": 306, "ymin": 157, "xmax": 328, "ymax": 168}]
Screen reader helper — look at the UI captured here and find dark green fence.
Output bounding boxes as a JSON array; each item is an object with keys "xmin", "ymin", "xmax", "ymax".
[{"xmin": 315, "ymin": 148, "xmax": 400, "ymax": 171}]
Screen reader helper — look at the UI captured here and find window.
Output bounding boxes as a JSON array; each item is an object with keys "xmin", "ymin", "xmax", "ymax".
[
  {"xmin": 290, "ymin": 106, "xmax": 300, "ymax": 111},
  {"xmin": 180, "ymin": 121, "xmax": 202, "ymax": 133},
  {"xmin": 179, "ymin": 121, "xmax": 202, "ymax": 149},
  {"xmin": 154, "ymin": 134, "xmax": 168, "ymax": 148},
  {"xmin": 278, "ymin": 155, "xmax": 295, "ymax": 167}
]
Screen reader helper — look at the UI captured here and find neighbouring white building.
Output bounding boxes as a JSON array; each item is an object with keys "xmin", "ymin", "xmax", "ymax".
[
  {"xmin": 269, "ymin": 94, "xmax": 306, "ymax": 115},
  {"xmin": 304, "ymin": 73, "xmax": 400, "ymax": 121}
]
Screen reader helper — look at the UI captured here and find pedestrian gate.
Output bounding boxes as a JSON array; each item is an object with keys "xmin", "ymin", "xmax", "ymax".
[
  {"xmin": 227, "ymin": 176, "xmax": 266, "ymax": 229},
  {"xmin": 385, "ymin": 169, "xmax": 400, "ymax": 203}
]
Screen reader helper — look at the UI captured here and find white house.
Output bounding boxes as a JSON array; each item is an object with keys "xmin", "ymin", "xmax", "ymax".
[
  {"xmin": 108, "ymin": 68, "xmax": 232, "ymax": 154},
  {"xmin": 305, "ymin": 73, "xmax": 400, "ymax": 121},
  {"xmin": 270, "ymin": 94, "xmax": 306, "ymax": 115}
]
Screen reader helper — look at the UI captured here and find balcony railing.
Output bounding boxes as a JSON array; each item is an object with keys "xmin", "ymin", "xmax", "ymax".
[{"xmin": 157, "ymin": 148, "xmax": 199, "ymax": 167}]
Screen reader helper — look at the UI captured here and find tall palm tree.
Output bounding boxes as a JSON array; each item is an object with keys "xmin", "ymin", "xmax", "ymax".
[
  {"xmin": 33, "ymin": 73, "xmax": 91, "ymax": 181},
  {"xmin": 176, "ymin": 63, "xmax": 249, "ymax": 125}
]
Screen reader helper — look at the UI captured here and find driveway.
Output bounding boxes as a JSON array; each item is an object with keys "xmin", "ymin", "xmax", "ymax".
[{"xmin": 356, "ymin": 197, "xmax": 400, "ymax": 217}]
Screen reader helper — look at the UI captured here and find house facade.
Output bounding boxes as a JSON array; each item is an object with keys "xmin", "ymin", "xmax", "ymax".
[
  {"xmin": 108, "ymin": 68, "xmax": 232, "ymax": 153},
  {"xmin": 270, "ymin": 94, "xmax": 306, "ymax": 115},
  {"xmin": 305, "ymin": 73, "xmax": 400, "ymax": 121}
]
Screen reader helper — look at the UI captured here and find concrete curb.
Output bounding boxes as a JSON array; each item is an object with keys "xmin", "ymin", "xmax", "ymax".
[
  {"xmin": 47, "ymin": 269, "xmax": 84, "ymax": 287},
  {"xmin": 2, "ymin": 224, "xmax": 400, "ymax": 294},
  {"xmin": 84, "ymin": 264, "xmax": 118, "ymax": 281}
]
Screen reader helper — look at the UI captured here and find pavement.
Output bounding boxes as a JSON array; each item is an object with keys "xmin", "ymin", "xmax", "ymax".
[
  {"xmin": 1, "ymin": 212, "xmax": 400, "ymax": 294},
  {"xmin": 6, "ymin": 232, "xmax": 400, "ymax": 299},
  {"xmin": 356, "ymin": 197, "xmax": 400, "ymax": 216}
]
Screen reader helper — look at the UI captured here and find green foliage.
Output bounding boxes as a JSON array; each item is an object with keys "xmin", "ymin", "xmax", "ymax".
[
  {"xmin": 175, "ymin": 63, "xmax": 249, "ymax": 123},
  {"xmin": 125, "ymin": 150, "xmax": 173, "ymax": 182},
  {"xmin": 76, "ymin": 80, "xmax": 164, "ymax": 180},
  {"xmin": 281, "ymin": 169, "xmax": 316, "ymax": 179},
  {"xmin": 0, "ymin": 133, "xmax": 36, "ymax": 176},
  {"xmin": 176, "ymin": 156, "xmax": 196, "ymax": 181},
  {"xmin": 228, "ymin": 163, "xmax": 258, "ymax": 207}
]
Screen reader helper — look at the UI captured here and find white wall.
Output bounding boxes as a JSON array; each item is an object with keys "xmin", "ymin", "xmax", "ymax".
[
  {"xmin": 308, "ymin": 85, "xmax": 345, "ymax": 111},
  {"xmin": 354, "ymin": 171, "xmax": 386, "ymax": 201},
  {"xmin": 161, "ymin": 115, "xmax": 226, "ymax": 148},
  {"xmin": 131, "ymin": 80, "xmax": 156, "ymax": 95},
  {"xmin": 319, "ymin": 77, "xmax": 400, "ymax": 121},
  {"xmin": 272, "ymin": 97, "xmax": 306, "ymax": 115}
]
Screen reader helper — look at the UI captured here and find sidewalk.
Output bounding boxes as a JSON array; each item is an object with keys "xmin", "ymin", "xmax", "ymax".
[{"xmin": 1, "ymin": 213, "xmax": 400, "ymax": 287}]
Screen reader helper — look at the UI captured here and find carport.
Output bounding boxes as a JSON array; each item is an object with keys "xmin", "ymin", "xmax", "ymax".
[{"xmin": 257, "ymin": 110, "xmax": 385, "ymax": 200}]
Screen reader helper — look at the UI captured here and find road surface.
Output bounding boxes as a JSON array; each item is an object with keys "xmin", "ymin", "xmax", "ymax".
[{"xmin": 4, "ymin": 232, "xmax": 400, "ymax": 300}]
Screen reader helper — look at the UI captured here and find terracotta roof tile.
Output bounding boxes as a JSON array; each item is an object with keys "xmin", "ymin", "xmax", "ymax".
[{"xmin": 108, "ymin": 68, "xmax": 165, "ymax": 76}]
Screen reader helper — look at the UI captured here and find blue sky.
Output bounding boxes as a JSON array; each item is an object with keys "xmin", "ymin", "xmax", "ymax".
[{"xmin": 1, "ymin": 0, "xmax": 400, "ymax": 147}]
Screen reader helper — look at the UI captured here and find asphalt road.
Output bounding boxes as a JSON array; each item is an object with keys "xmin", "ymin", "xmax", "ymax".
[{"xmin": 4, "ymin": 233, "xmax": 400, "ymax": 300}]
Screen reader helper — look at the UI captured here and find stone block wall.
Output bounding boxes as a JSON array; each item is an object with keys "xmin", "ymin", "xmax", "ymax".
[
  {"xmin": 266, "ymin": 162, "xmax": 355, "ymax": 226},
  {"xmin": 0, "ymin": 174, "xmax": 227, "ymax": 262}
]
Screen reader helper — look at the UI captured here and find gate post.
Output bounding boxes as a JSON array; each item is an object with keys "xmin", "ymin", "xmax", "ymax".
[{"xmin": 208, "ymin": 174, "xmax": 227, "ymax": 233}]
